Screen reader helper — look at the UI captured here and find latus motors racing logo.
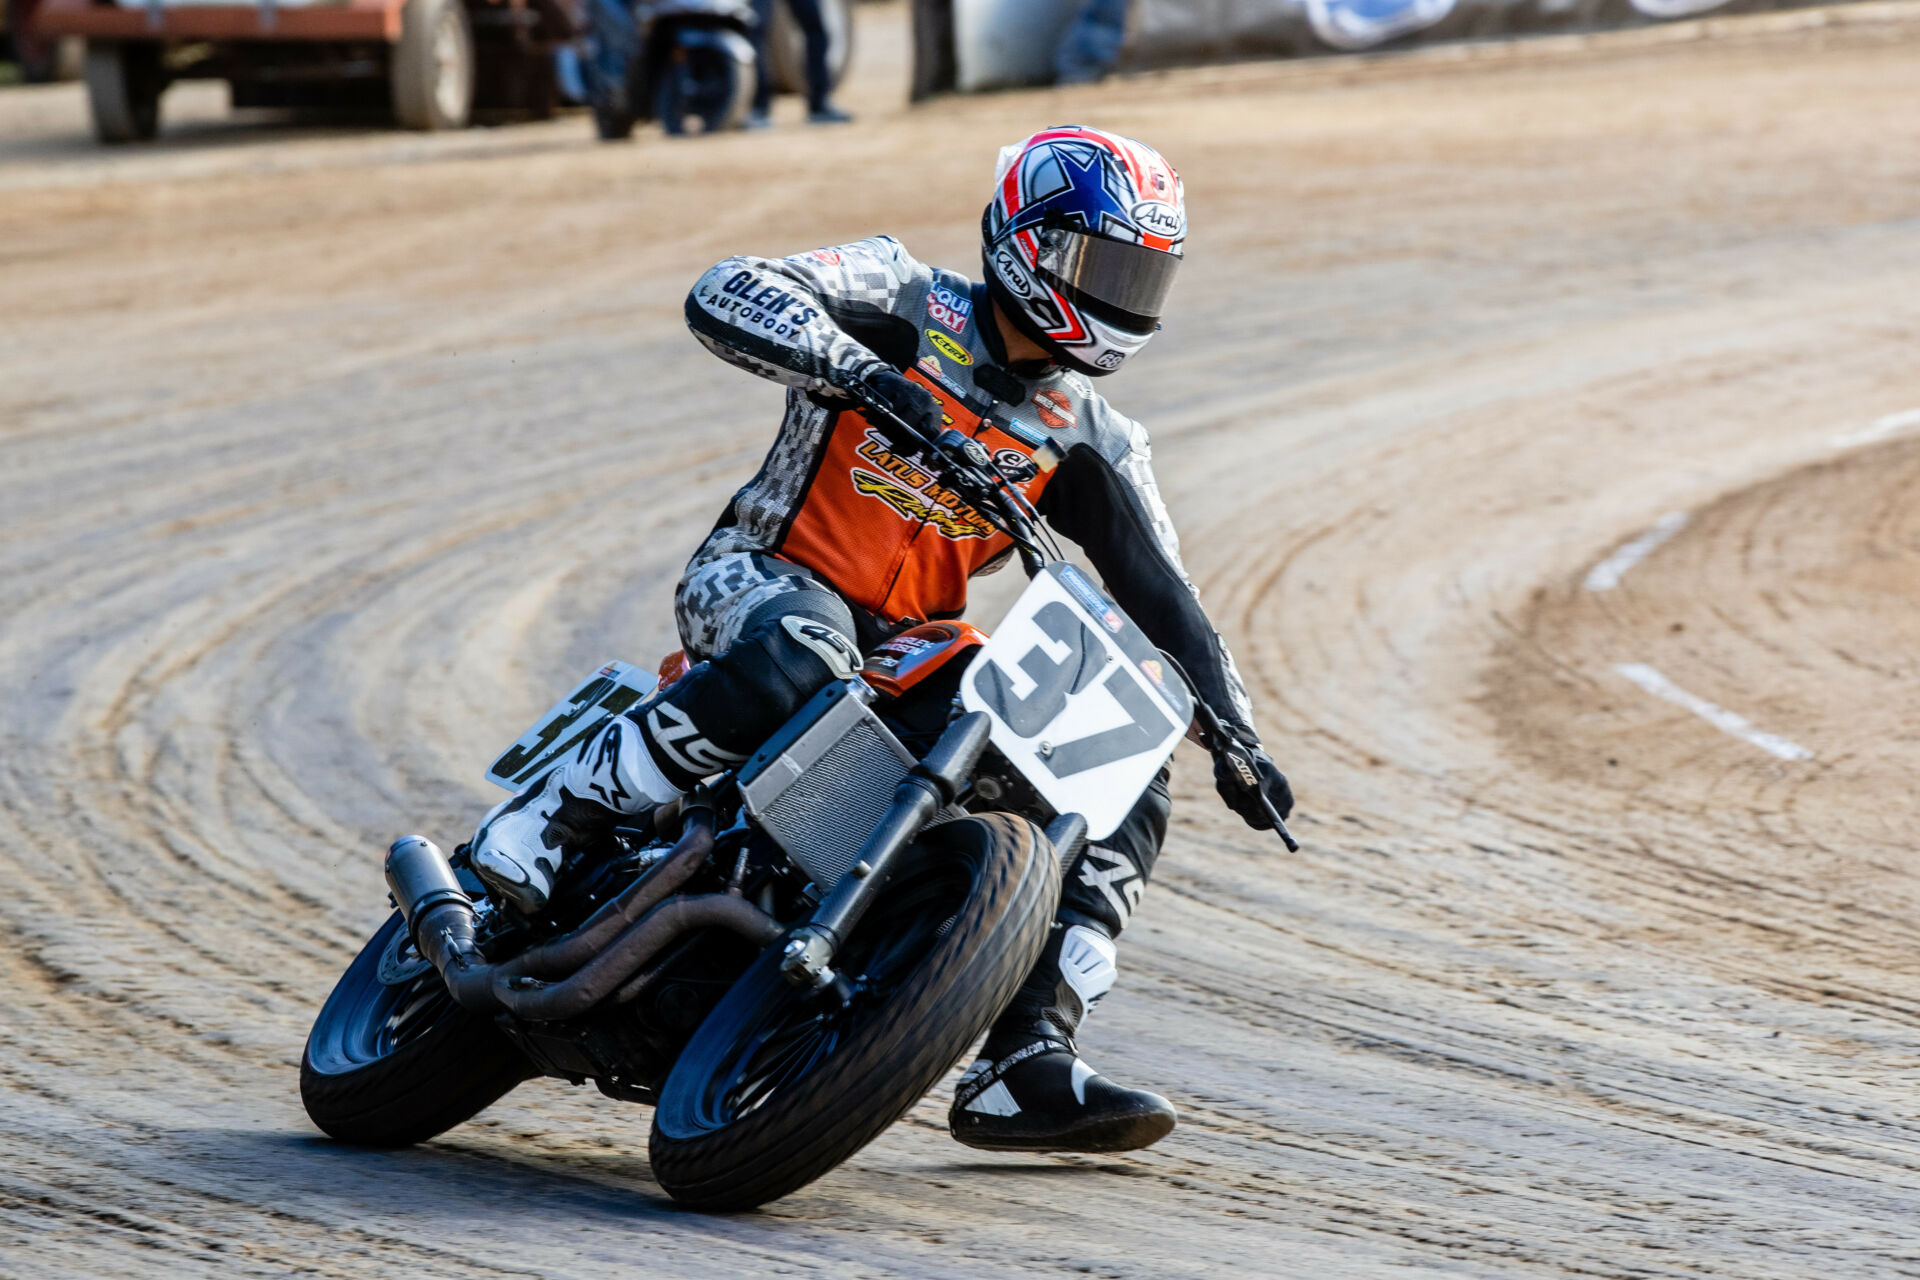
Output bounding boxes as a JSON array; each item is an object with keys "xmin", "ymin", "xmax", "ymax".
[{"xmin": 851, "ymin": 429, "xmax": 993, "ymax": 540}]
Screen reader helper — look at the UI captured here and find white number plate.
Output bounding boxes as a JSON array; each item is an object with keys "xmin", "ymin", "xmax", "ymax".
[
  {"xmin": 484, "ymin": 661, "xmax": 657, "ymax": 792},
  {"xmin": 962, "ymin": 565, "xmax": 1193, "ymax": 839}
]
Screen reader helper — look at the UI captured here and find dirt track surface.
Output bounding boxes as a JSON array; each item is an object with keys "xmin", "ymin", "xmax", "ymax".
[{"xmin": 6, "ymin": 4, "xmax": 1920, "ymax": 1275}]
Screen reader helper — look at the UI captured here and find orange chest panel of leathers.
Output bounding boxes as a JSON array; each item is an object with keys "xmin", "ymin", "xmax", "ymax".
[{"xmin": 778, "ymin": 368, "xmax": 1053, "ymax": 624}]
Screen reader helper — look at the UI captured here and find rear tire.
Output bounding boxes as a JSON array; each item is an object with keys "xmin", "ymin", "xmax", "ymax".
[
  {"xmin": 649, "ymin": 813, "xmax": 1059, "ymax": 1210},
  {"xmin": 84, "ymin": 41, "xmax": 164, "ymax": 143},
  {"xmin": 391, "ymin": 0, "xmax": 474, "ymax": 131},
  {"xmin": 301, "ymin": 913, "xmax": 532, "ymax": 1147}
]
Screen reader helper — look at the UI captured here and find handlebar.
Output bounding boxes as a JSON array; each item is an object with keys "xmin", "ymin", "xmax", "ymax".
[
  {"xmin": 1160, "ymin": 650, "xmax": 1299, "ymax": 853},
  {"xmin": 843, "ymin": 380, "xmax": 1054, "ymax": 578}
]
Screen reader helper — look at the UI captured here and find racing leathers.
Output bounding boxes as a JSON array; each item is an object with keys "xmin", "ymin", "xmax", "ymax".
[
  {"xmin": 674, "ymin": 235, "xmax": 1276, "ymax": 1151},
  {"xmin": 470, "ymin": 234, "xmax": 1286, "ymax": 1152}
]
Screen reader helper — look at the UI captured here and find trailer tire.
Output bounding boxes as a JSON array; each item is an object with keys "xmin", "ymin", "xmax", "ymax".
[
  {"xmin": 392, "ymin": 0, "xmax": 474, "ymax": 131},
  {"xmin": 85, "ymin": 41, "xmax": 164, "ymax": 144}
]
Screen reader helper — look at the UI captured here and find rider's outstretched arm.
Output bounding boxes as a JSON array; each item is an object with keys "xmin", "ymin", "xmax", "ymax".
[
  {"xmin": 684, "ymin": 236, "xmax": 929, "ymax": 397},
  {"xmin": 1036, "ymin": 412, "xmax": 1258, "ymax": 745},
  {"xmin": 1038, "ymin": 413, "xmax": 1294, "ymax": 831}
]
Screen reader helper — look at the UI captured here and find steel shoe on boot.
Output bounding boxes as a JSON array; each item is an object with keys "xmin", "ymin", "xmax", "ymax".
[
  {"xmin": 949, "ymin": 922, "xmax": 1177, "ymax": 1152},
  {"xmin": 469, "ymin": 715, "xmax": 680, "ymax": 914},
  {"xmin": 950, "ymin": 1037, "xmax": 1177, "ymax": 1153}
]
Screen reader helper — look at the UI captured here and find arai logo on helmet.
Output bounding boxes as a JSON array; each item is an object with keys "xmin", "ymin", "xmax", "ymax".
[
  {"xmin": 993, "ymin": 247, "xmax": 1035, "ymax": 298},
  {"xmin": 1131, "ymin": 201, "xmax": 1184, "ymax": 239}
]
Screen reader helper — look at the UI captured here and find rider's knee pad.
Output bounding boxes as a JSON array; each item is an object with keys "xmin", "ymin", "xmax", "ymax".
[{"xmin": 634, "ymin": 591, "xmax": 861, "ymax": 788}]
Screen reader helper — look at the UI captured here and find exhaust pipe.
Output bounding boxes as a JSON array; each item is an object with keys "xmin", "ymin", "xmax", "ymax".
[
  {"xmin": 385, "ymin": 834, "xmax": 496, "ymax": 1011},
  {"xmin": 383, "ymin": 813, "xmax": 780, "ymax": 1021}
]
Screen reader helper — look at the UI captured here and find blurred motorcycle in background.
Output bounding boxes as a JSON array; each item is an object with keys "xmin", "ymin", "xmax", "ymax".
[
  {"xmin": 583, "ymin": 0, "xmax": 756, "ymax": 138},
  {"xmin": 580, "ymin": 0, "xmax": 849, "ymax": 140}
]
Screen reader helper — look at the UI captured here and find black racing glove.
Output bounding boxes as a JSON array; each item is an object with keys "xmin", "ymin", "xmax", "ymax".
[
  {"xmin": 857, "ymin": 366, "xmax": 944, "ymax": 444},
  {"xmin": 1213, "ymin": 738, "xmax": 1294, "ymax": 832}
]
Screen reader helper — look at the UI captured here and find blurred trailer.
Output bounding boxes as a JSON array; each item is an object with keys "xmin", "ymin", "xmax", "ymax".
[
  {"xmin": 5, "ymin": 0, "xmax": 85, "ymax": 80},
  {"xmin": 34, "ymin": 0, "xmax": 572, "ymax": 141}
]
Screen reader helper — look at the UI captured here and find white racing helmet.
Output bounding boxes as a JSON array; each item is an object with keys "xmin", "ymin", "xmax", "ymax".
[{"xmin": 982, "ymin": 125, "xmax": 1186, "ymax": 377}]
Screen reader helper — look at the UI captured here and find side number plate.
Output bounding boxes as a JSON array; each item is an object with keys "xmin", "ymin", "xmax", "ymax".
[
  {"xmin": 962, "ymin": 565, "xmax": 1193, "ymax": 839},
  {"xmin": 484, "ymin": 661, "xmax": 657, "ymax": 792}
]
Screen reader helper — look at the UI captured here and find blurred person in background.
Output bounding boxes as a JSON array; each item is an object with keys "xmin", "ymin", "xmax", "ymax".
[
  {"xmin": 749, "ymin": 0, "xmax": 850, "ymax": 127},
  {"xmin": 467, "ymin": 126, "xmax": 1293, "ymax": 1154},
  {"xmin": 1056, "ymin": 0, "xmax": 1129, "ymax": 84}
]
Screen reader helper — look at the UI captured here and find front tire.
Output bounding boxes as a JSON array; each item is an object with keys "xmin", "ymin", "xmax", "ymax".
[
  {"xmin": 649, "ymin": 813, "xmax": 1059, "ymax": 1210},
  {"xmin": 391, "ymin": 0, "xmax": 474, "ymax": 131},
  {"xmin": 301, "ymin": 913, "xmax": 531, "ymax": 1146}
]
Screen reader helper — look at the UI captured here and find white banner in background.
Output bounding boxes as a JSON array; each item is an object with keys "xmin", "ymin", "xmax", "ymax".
[
  {"xmin": 1628, "ymin": 0, "xmax": 1733, "ymax": 16},
  {"xmin": 1305, "ymin": 0, "xmax": 1457, "ymax": 51}
]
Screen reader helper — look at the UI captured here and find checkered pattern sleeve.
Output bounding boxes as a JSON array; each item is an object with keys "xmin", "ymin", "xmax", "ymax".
[{"xmin": 684, "ymin": 236, "xmax": 926, "ymax": 396}]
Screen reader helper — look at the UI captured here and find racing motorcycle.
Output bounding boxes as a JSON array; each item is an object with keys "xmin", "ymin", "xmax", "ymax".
[{"xmin": 299, "ymin": 383, "xmax": 1294, "ymax": 1211}]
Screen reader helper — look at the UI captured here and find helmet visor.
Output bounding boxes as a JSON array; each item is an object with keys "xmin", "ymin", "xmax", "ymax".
[{"xmin": 1033, "ymin": 229, "xmax": 1181, "ymax": 335}]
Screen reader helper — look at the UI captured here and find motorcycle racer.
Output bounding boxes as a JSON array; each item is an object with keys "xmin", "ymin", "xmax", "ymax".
[{"xmin": 468, "ymin": 125, "xmax": 1294, "ymax": 1154}]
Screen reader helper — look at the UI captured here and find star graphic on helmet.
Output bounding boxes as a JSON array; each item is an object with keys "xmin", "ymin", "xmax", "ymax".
[{"xmin": 1001, "ymin": 142, "xmax": 1136, "ymax": 242}]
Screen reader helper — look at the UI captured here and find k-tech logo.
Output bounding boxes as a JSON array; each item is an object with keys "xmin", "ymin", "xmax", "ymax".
[
  {"xmin": 928, "ymin": 284, "xmax": 973, "ymax": 334},
  {"xmin": 702, "ymin": 270, "xmax": 820, "ymax": 340},
  {"xmin": 851, "ymin": 428, "xmax": 993, "ymax": 539},
  {"xmin": 1131, "ymin": 200, "xmax": 1184, "ymax": 239},
  {"xmin": 926, "ymin": 330, "xmax": 973, "ymax": 366}
]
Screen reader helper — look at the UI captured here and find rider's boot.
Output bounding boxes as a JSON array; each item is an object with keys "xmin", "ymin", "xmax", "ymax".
[
  {"xmin": 469, "ymin": 714, "xmax": 680, "ymax": 914},
  {"xmin": 948, "ymin": 919, "xmax": 1176, "ymax": 1152},
  {"xmin": 950, "ymin": 772, "xmax": 1176, "ymax": 1152}
]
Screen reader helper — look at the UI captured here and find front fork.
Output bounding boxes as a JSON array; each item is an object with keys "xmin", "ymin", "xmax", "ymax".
[
  {"xmin": 778, "ymin": 712, "xmax": 1091, "ymax": 995},
  {"xmin": 778, "ymin": 712, "xmax": 990, "ymax": 990}
]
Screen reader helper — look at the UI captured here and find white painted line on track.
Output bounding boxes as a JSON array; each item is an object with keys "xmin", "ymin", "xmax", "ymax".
[
  {"xmin": 1832, "ymin": 407, "xmax": 1920, "ymax": 449},
  {"xmin": 1585, "ymin": 512, "xmax": 1690, "ymax": 591},
  {"xmin": 1613, "ymin": 663, "xmax": 1812, "ymax": 761}
]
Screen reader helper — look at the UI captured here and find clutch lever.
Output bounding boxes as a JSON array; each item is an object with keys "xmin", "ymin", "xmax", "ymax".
[{"xmin": 846, "ymin": 383, "xmax": 1052, "ymax": 577}]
